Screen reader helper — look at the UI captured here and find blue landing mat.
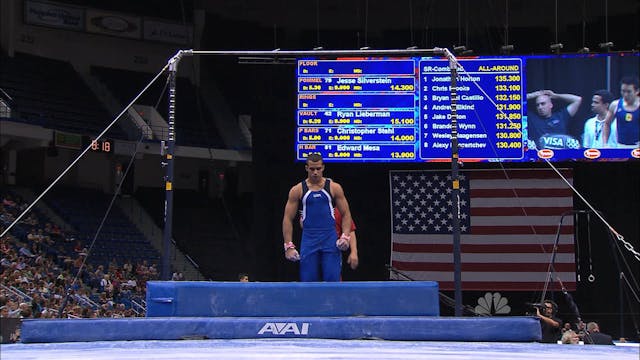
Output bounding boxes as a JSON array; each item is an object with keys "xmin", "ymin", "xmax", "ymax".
[{"xmin": 20, "ymin": 316, "xmax": 541, "ymax": 343}]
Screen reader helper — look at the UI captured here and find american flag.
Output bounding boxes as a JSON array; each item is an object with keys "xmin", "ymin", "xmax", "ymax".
[{"xmin": 389, "ymin": 169, "xmax": 575, "ymax": 291}]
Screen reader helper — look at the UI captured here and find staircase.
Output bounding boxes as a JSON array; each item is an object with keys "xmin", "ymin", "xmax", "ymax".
[
  {"xmin": 117, "ymin": 196, "xmax": 205, "ymax": 280},
  {"xmin": 75, "ymin": 67, "xmax": 151, "ymax": 141}
]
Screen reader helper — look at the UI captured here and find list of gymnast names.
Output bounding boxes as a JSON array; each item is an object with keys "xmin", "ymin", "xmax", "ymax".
[
  {"xmin": 296, "ymin": 57, "xmax": 525, "ymax": 161},
  {"xmin": 419, "ymin": 58, "xmax": 524, "ymax": 160}
]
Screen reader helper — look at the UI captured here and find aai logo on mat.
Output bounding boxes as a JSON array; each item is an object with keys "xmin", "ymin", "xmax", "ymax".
[{"xmin": 258, "ymin": 322, "xmax": 310, "ymax": 335}]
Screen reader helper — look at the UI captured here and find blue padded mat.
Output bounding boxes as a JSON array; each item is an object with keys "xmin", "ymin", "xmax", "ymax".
[
  {"xmin": 146, "ymin": 281, "xmax": 440, "ymax": 317},
  {"xmin": 20, "ymin": 316, "xmax": 541, "ymax": 343}
]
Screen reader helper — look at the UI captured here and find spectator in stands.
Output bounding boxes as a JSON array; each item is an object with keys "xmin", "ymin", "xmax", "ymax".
[
  {"xmin": 18, "ymin": 242, "xmax": 36, "ymax": 258},
  {"xmin": 15, "ymin": 256, "xmax": 27, "ymax": 270},
  {"xmin": 123, "ymin": 260, "xmax": 133, "ymax": 276},
  {"xmin": 148, "ymin": 263, "xmax": 158, "ymax": 277},
  {"xmin": 122, "ymin": 275, "xmax": 137, "ymax": 290},
  {"xmin": 26, "ymin": 229, "xmax": 38, "ymax": 242},
  {"xmin": 22, "ymin": 214, "xmax": 38, "ymax": 226},
  {"xmin": 561, "ymin": 330, "xmax": 581, "ymax": 344},
  {"xmin": 2, "ymin": 196, "xmax": 17, "ymax": 208},
  {"xmin": 0, "ymin": 236, "xmax": 11, "ymax": 254},
  {"xmin": 72, "ymin": 255, "xmax": 84, "ymax": 270},
  {"xmin": 38, "ymin": 229, "xmax": 49, "ymax": 242},
  {"xmin": 30, "ymin": 242, "xmax": 41, "ymax": 256},
  {"xmin": 113, "ymin": 303, "xmax": 126, "ymax": 318},
  {"xmin": 94, "ymin": 265, "xmax": 105, "ymax": 279},
  {"xmin": 136, "ymin": 260, "xmax": 149, "ymax": 277},
  {"xmin": 0, "ymin": 211, "xmax": 14, "ymax": 225},
  {"xmin": 584, "ymin": 322, "xmax": 614, "ymax": 345},
  {"xmin": 18, "ymin": 302, "xmax": 32, "ymax": 318},
  {"xmin": 238, "ymin": 273, "xmax": 249, "ymax": 282},
  {"xmin": 575, "ymin": 319, "xmax": 587, "ymax": 339},
  {"xmin": 0, "ymin": 306, "xmax": 10, "ymax": 318},
  {"xmin": 73, "ymin": 241, "xmax": 84, "ymax": 253},
  {"xmin": 115, "ymin": 264, "xmax": 125, "ymax": 278},
  {"xmin": 172, "ymin": 271, "xmax": 184, "ymax": 281},
  {"xmin": 5, "ymin": 299, "xmax": 21, "ymax": 318},
  {"xmin": 44, "ymin": 222, "xmax": 62, "ymax": 239},
  {"xmin": 30, "ymin": 293, "xmax": 45, "ymax": 317},
  {"xmin": 80, "ymin": 307, "xmax": 93, "ymax": 318},
  {"xmin": 100, "ymin": 274, "xmax": 113, "ymax": 295}
]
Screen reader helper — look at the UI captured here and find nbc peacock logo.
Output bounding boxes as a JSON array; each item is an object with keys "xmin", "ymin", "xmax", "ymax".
[{"xmin": 474, "ymin": 292, "xmax": 511, "ymax": 315}]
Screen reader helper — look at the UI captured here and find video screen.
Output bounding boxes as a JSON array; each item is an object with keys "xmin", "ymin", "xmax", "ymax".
[{"xmin": 295, "ymin": 52, "xmax": 639, "ymax": 162}]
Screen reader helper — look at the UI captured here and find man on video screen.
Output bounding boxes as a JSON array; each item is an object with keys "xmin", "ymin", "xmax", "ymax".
[{"xmin": 526, "ymin": 90, "xmax": 582, "ymax": 150}]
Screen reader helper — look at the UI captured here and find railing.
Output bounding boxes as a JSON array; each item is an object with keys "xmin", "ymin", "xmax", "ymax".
[
  {"xmin": 73, "ymin": 294, "xmax": 100, "ymax": 309},
  {"xmin": 147, "ymin": 123, "xmax": 168, "ymax": 142},
  {"xmin": 131, "ymin": 298, "xmax": 146, "ymax": 315},
  {"xmin": 0, "ymin": 284, "xmax": 33, "ymax": 302},
  {"xmin": 183, "ymin": 253, "xmax": 201, "ymax": 275},
  {"xmin": 0, "ymin": 87, "xmax": 12, "ymax": 118}
]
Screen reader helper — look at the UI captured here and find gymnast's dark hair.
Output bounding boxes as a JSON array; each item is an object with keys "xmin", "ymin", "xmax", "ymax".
[
  {"xmin": 306, "ymin": 153, "xmax": 324, "ymax": 163},
  {"xmin": 593, "ymin": 89, "xmax": 614, "ymax": 105},
  {"xmin": 620, "ymin": 76, "xmax": 639, "ymax": 90}
]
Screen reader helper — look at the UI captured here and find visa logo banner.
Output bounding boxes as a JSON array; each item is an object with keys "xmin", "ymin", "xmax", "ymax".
[
  {"xmin": 258, "ymin": 322, "xmax": 310, "ymax": 335},
  {"xmin": 538, "ymin": 134, "xmax": 580, "ymax": 149}
]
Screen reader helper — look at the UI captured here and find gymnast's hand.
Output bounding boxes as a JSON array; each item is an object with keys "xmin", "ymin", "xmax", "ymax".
[
  {"xmin": 336, "ymin": 233, "xmax": 350, "ymax": 251},
  {"xmin": 285, "ymin": 248, "xmax": 300, "ymax": 261}
]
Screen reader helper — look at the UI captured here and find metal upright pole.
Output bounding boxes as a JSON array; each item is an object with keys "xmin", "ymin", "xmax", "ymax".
[
  {"xmin": 619, "ymin": 272, "xmax": 624, "ymax": 337},
  {"xmin": 447, "ymin": 51, "xmax": 463, "ymax": 316},
  {"xmin": 162, "ymin": 53, "xmax": 181, "ymax": 280}
]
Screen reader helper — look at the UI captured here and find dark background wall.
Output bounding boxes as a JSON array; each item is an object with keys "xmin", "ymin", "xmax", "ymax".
[{"xmin": 198, "ymin": 0, "xmax": 639, "ymax": 53}]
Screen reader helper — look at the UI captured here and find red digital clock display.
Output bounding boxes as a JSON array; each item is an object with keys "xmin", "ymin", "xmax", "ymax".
[{"xmin": 90, "ymin": 139, "xmax": 113, "ymax": 153}]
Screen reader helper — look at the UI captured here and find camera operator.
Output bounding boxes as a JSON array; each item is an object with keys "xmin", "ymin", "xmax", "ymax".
[{"xmin": 534, "ymin": 300, "xmax": 562, "ymax": 343}]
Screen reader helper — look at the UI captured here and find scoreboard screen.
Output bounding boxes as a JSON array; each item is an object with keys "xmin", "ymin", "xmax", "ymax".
[{"xmin": 295, "ymin": 53, "xmax": 639, "ymax": 162}]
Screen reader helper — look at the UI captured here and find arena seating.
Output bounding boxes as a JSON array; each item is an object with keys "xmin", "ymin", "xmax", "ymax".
[
  {"xmin": 44, "ymin": 187, "xmax": 160, "ymax": 268},
  {"xmin": 0, "ymin": 53, "xmax": 125, "ymax": 139},
  {"xmin": 1, "ymin": 189, "xmax": 151, "ymax": 327},
  {"xmin": 91, "ymin": 66, "xmax": 225, "ymax": 148}
]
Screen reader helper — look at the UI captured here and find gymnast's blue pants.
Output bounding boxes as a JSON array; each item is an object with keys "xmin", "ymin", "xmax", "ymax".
[{"xmin": 299, "ymin": 228, "xmax": 341, "ymax": 282}]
